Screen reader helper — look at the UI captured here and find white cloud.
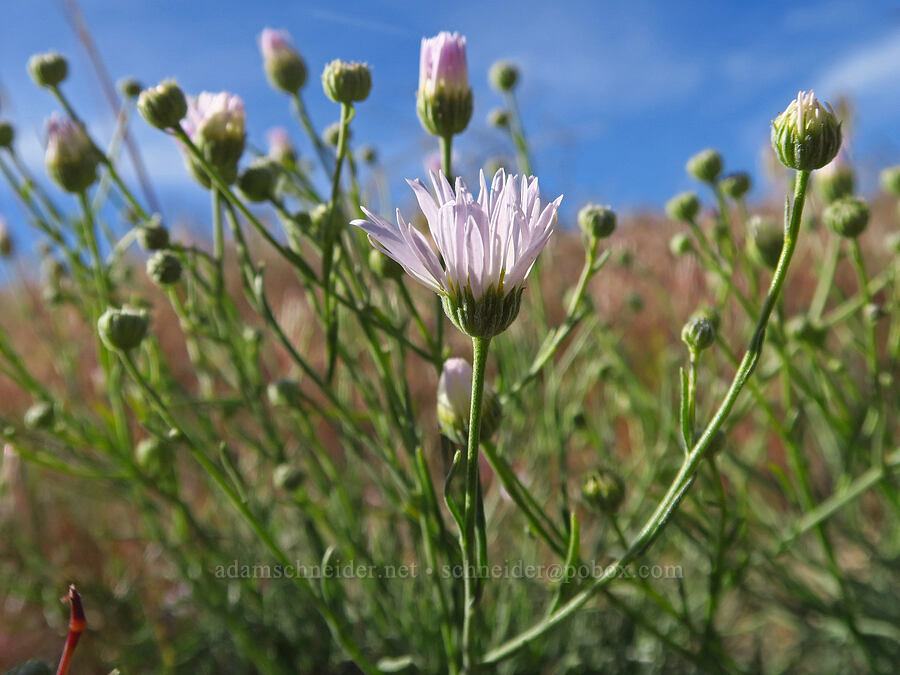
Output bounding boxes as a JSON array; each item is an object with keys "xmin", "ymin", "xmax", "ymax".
[{"xmin": 816, "ymin": 29, "xmax": 900, "ymax": 106}]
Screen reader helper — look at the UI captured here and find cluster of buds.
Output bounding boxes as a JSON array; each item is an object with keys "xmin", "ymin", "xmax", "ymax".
[
  {"xmin": 181, "ymin": 92, "xmax": 247, "ymax": 187},
  {"xmin": 322, "ymin": 60, "xmax": 371, "ymax": 104},
  {"xmin": 417, "ymin": 32, "xmax": 472, "ymax": 138},
  {"xmin": 44, "ymin": 114, "xmax": 99, "ymax": 193},
  {"xmin": 771, "ymin": 91, "xmax": 841, "ymax": 171},
  {"xmin": 259, "ymin": 28, "xmax": 307, "ymax": 94},
  {"xmin": 436, "ymin": 358, "xmax": 502, "ymax": 446}
]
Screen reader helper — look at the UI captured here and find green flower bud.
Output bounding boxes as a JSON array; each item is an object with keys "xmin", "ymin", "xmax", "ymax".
[
  {"xmin": 616, "ymin": 248, "xmax": 634, "ymax": 269},
  {"xmin": 273, "ymin": 463, "xmax": 305, "ymax": 491},
  {"xmin": 260, "ymin": 29, "xmax": 307, "ymax": 94},
  {"xmin": 487, "ymin": 107, "xmax": 509, "ymax": 128},
  {"xmin": 137, "ymin": 79, "xmax": 187, "ymax": 130},
  {"xmin": 137, "ymin": 219, "xmax": 170, "ymax": 251},
  {"xmin": 666, "ymin": 191, "xmax": 700, "ymax": 222},
  {"xmin": 437, "ymin": 358, "xmax": 503, "ymax": 446},
  {"xmin": 146, "ymin": 251, "xmax": 182, "ymax": 285},
  {"xmin": 135, "ymin": 437, "xmax": 173, "ymax": 476},
  {"xmin": 626, "ymin": 292, "xmax": 644, "ymax": 313},
  {"xmin": 771, "ymin": 91, "xmax": 841, "ymax": 171},
  {"xmin": 98, "ymin": 306, "xmax": 149, "ymax": 351},
  {"xmin": 489, "ymin": 60, "xmax": 519, "ymax": 92},
  {"xmin": 418, "ymin": 33, "xmax": 472, "ymax": 138},
  {"xmin": 267, "ymin": 379, "xmax": 303, "ymax": 408},
  {"xmin": 823, "ymin": 197, "xmax": 869, "ymax": 238},
  {"xmin": 691, "ymin": 305, "xmax": 721, "ymax": 332},
  {"xmin": 578, "ymin": 203, "xmax": 616, "ymax": 240},
  {"xmin": 748, "ymin": 215, "xmax": 783, "ymax": 269},
  {"xmin": 323, "ymin": 121, "xmax": 350, "ymax": 148},
  {"xmin": 686, "ymin": 148, "xmax": 723, "ymax": 183},
  {"xmin": 27, "ymin": 52, "xmax": 68, "ymax": 88},
  {"xmin": 817, "ymin": 164, "xmax": 854, "ymax": 204},
  {"xmin": 720, "ymin": 172, "xmax": 751, "ymax": 199},
  {"xmin": 0, "ymin": 120, "xmax": 14, "ymax": 148},
  {"xmin": 785, "ymin": 315, "xmax": 827, "ymax": 348},
  {"xmin": 321, "ymin": 60, "xmax": 372, "ymax": 104},
  {"xmin": 581, "ymin": 468, "xmax": 625, "ymax": 513},
  {"xmin": 879, "ymin": 165, "xmax": 900, "ymax": 196},
  {"xmin": 24, "ymin": 401, "xmax": 55, "ymax": 430},
  {"xmin": 237, "ymin": 157, "xmax": 279, "ymax": 202},
  {"xmin": 681, "ymin": 316, "xmax": 716, "ymax": 353},
  {"xmin": 368, "ymin": 248, "xmax": 404, "ymax": 281},
  {"xmin": 669, "ymin": 232, "xmax": 693, "ymax": 256},
  {"xmin": 358, "ymin": 144, "xmax": 377, "ymax": 164},
  {"xmin": 44, "ymin": 115, "xmax": 100, "ymax": 193},
  {"xmin": 118, "ymin": 77, "xmax": 142, "ymax": 100}
]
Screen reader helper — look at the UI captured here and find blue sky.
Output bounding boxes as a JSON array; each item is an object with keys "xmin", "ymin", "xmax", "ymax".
[{"xmin": 1, "ymin": 0, "xmax": 899, "ymax": 247}]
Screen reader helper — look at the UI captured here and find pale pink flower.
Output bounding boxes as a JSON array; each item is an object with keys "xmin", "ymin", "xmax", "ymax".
[
  {"xmin": 353, "ymin": 169, "xmax": 561, "ymax": 301},
  {"xmin": 419, "ymin": 31, "xmax": 469, "ymax": 96},
  {"xmin": 258, "ymin": 28, "xmax": 295, "ymax": 61}
]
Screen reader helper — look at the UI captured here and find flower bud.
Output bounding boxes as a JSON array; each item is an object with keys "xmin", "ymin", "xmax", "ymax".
[
  {"xmin": 137, "ymin": 218, "xmax": 170, "ymax": 251},
  {"xmin": 669, "ymin": 232, "xmax": 693, "ymax": 256},
  {"xmin": 181, "ymin": 92, "xmax": 246, "ymax": 187},
  {"xmin": 817, "ymin": 160, "xmax": 854, "ymax": 204},
  {"xmin": 358, "ymin": 144, "xmax": 377, "ymax": 164},
  {"xmin": 322, "ymin": 60, "xmax": 372, "ymax": 104},
  {"xmin": 323, "ymin": 121, "xmax": 348, "ymax": 148},
  {"xmin": 823, "ymin": 197, "xmax": 868, "ymax": 238},
  {"xmin": 581, "ymin": 468, "xmax": 625, "ymax": 513},
  {"xmin": 118, "ymin": 77, "xmax": 142, "ymax": 100},
  {"xmin": 28, "ymin": 52, "xmax": 68, "ymax": 88},
  {"xmin": 273, "ymin": 463, "xmax": 305, "ymax": 491},
  {"xmin": 686, "ymin": 148, "xmax": 723, "ymax": 183},
  {"xmin": 626, "ymin": 292, "xmax": 644, "ymax": 313},
  {"xmin": 879, "ymin": 166, "xmax": 900, "ymax": 196},
  {"xmin": 417, "ymin": 32, "xmax": 473, "ymax": 137},
  {"xmin": 3, "ymin": 660, "xmax": 52, "ymax": 675},
  {"xmin": 864, "ymin": 303, "xmax": 886, "ymax": 324},
  {"xmin": 146, "ymin": 251, "xmax": 182, "ymax": 285},
  {"xmin": 443, "ymin": 286, "xmax": 524, "ymax": 338},
  {"xmin": 238, "ymin": 157, "xmax": 279, "ymax": 202},
  {"xmin": 267, "ymin": 127, "xmax": 297, "ymax": 166},
  {"xmin": 720, "ymin": 172, "xmax": 751, "ymax": 199},
  {"xmin": 98, "ymin": 306, "xmax": 149, "ymax": 351},
  {"xmin": 681, "ymin": 316, "xmax": 715, "ymax": 353},
  {"xmin": 885, "ymin": 232, "xmax": 900, "ymax": 256},
  {"xmin": 0, "ymin": 121, "xmax": 14, "ymax": 148},
  {"xmin": 137, "ymin": 79, "xmax": 187, "ymax": 130},
  {"xmin": 691, "ymin": 305, "xmax": 721, "ymax": 332},
  {"xmin": 578, "ymin": 203, "xmax": 616, "ymax": 240},
  {"xmin": 135, "ymin": 437, "xmax": 173, "ymax": 476},
  {"xmin": 44, "ymin": 114, "xmax": 99, "ymax": 193},
  {"xmin": 748, "ymin": 215, "xmax": 783, "ymax": 270},
  {"xmin": 369, "ymin": 248, "xmax": 404, "ymax": 281},
  {"xmin": 0, "ymin": 221, "xmax": 13, "ymax": 258},
  {"xmin": 259, "ymin": 28, "xmax": 307, "ymax": 94},
  {"xmin": 437, "ymin": 358, "xmax": 502, "ymax": 445},
  {"xmin": 489, "ymin": 60, "xmax": 519, "ymax": 92},
  {"xmin": 616, "ymin": 249, "xmax": 634, "ymax": 269},
  {"xmin": 487, "ymin": 107, "xmax": 509, "ymax": 128},
  {"xmin": 771, "ymin": 91, "xmax": 841, "ymax": 171},
  {"xmin": 666, "ymin": 191, "xmax": 700, "ymax": 222},
  {"xmin": 267, "ymin": 379, "xmax": 303, "ymax": 408},
  {"xmin": 24, "ymin": 401, "xmax": 55, "ymax": 430},
  {"xmin": 785, "ymin": 315, "xmax": 827, "ymax": 348}
]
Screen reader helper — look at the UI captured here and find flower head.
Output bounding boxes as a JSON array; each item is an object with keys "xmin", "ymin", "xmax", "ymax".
[
  {"xmin": 181, "ymin": 92, "xmax": 246, "ymax": 186},
  {"xmin": 259, "ymin": 28, "xmax": 307, "ymax": 93},
  {"xmin": 353, "ymin": 169, "xmax": 562, "ymax": 337},
  {"xmin": 417, "ymin": 32, "xmax": 472, "ymax": 137},
  {"xmin": 44, "ymin": 113, "xmax": 98, "ymax": 193},
  {"xmin": 771, "ymin": 90, "xmax": 841, "ymax": 171}
]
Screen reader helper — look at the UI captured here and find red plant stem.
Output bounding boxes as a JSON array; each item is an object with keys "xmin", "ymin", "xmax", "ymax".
[{"xmin": 56, "ymin": 585, "xmax": 86, "ymax": 675}]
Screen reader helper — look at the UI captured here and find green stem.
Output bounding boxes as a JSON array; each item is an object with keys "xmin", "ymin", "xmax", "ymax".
[
  {"xmin": 480, "ymin": 169, "xmax": 811, "ymax": 667},
  {"xmin": 462, "ymin": 335, "xmax": 491, "ymax": 671},
  {"xmin": 292, "ymin": 91, "xmax": 332, "ymax": 176},
  {"xmin": 440, "ymin": 134, "xmax": 453, "ymax": 180}
]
